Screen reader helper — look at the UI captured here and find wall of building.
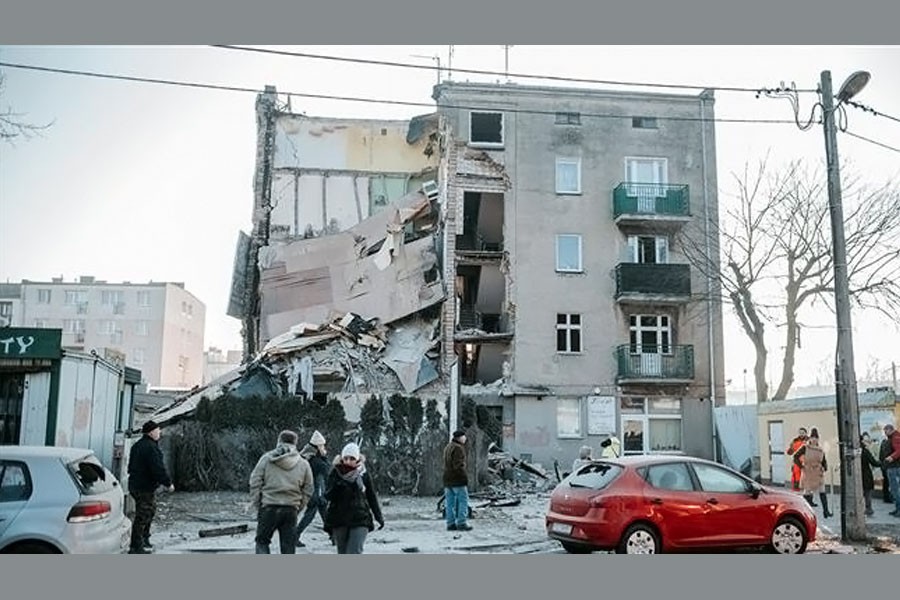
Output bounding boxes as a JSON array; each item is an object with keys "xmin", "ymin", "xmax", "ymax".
[
  {"xmin": 159, "ymin": 283, "xmax": 206, "ymax": 388},
  {"xmin": 436, "ymin": 82, "xmax": 725, "ymax": 462}
]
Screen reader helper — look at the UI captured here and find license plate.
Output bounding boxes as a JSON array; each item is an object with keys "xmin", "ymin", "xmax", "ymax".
[{"xmin": 550, "ymin": 522, "xmax": 572, "ymax": 535}]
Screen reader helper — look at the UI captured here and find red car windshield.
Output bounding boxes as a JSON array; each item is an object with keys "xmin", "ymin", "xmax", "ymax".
[{"xmin": 565, "ymin": 463, "xmax": 623, "ymax": 490}]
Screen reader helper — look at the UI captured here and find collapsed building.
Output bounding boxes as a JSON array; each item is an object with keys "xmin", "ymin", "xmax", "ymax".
[{"xmin": 149, "ymin": 80, "xmax": 728, "ymax": 474}]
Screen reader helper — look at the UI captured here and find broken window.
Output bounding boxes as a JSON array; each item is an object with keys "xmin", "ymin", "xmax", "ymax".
[
  {"xmin": 632, "ymin": 116, "xmax": 658, "ymax": 129},
  {"xmin": 556, "ymin": 313, "xmax": 581, "ymax": 353},
  {"xmin": 555, "ymin": 234, "xmax": 583, "ymax": 273},
  {"xmin": 555, "ymin": 157, "xmax": 581, "ymax": 194},
  {"xmin": 469, "ymin": 111, "xmax": 503, "ymax": 145},
  {"xmin": 555, "ymin": 111, "xmax": 581, "ymax": 125}
]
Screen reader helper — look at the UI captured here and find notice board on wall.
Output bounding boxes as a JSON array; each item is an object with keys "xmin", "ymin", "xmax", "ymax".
[{"xmin": 587, "ymin": 395, "xmax": 616, "ymax": 435}]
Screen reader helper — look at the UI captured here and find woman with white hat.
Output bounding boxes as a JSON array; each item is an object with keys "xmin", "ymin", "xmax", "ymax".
[{"xmin": 323, "ymin": 442, "xmax": 384, "ymax": 554}]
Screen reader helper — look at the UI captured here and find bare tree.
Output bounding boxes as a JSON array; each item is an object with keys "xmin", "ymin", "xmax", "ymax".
[
  {"xmin": 0, "ymin": 73, "xmax": 53, "ymax": 144},
  {"xmin": 680, "ymin": 155, "xmax": 900, "ymax": 403}
]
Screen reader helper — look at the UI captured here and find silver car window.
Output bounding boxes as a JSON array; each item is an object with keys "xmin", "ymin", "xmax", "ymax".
[
  {"xmin": 67, "ymin": 456, "xmax": 116, "ymax": 495},
  {"xmin": 0, "ymin": 461, "xmax": 32, "ymax": 502}
]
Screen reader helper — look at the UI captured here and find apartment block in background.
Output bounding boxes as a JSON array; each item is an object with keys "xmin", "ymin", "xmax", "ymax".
[{"xmin": 5, "ymin": 276, "xmax": 205, "ymax": 388}]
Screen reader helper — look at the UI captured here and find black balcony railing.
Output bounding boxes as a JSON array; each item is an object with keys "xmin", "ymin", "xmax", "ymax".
[
  {"xmin": 615, "ymin": 263, "xmax": 691, "ymax": 299},
  {"xmin": 613, "ymin": 183, "xmax": 690, "ymax": 219},
  {"xmin": 616, "ymin": 345, "xmax": 694, "ymax": 380}
]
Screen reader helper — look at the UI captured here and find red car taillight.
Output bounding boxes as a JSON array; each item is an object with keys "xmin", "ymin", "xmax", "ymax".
[{"xmin": 67, "ymin": 500, "xmax": 112, "ymax": 523}]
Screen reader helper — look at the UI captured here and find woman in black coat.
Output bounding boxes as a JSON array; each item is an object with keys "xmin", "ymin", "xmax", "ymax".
[
  {"xmin": 323, "ymin": 442, "xmax": 384, "ymax": 554},
  {"xmin": 860, "ymin": 433, "xmax": 881, "ymax": 516}
]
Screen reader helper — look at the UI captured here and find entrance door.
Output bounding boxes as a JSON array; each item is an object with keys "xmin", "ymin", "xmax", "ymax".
[{"xmin": 768, "ymin": 421, "xmax": 787, "ymax": 486}]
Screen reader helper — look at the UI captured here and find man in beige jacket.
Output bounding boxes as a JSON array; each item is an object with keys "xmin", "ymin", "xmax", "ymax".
[{"xmin": 249, "ymin": 430, "xmax": 314, "ymax": 553}]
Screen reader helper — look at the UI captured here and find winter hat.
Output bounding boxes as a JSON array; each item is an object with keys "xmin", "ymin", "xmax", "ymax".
[
  {"xmin": 452, "ymin": 429, "xmax": 466, "ymax": 439},
  {"xmin": 809, "ymin": 427, "xmax": 819, "ymax": 439},
  {"xmin": 310, "ymin": 430, "xmax": 326, "ymax": 446},
  {"xmin": 142, "ymin": 420, "xmax": 160, "ymax": 434},
  {"xmin": 341, "ymin": 442, "xmax": 361, "ymax": 460}
]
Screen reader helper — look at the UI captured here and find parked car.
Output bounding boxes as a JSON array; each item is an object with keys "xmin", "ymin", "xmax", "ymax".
[
  {"xmin": 0, "ymin": 446, "xmax": 131, "ymax": 553},
  {"xmin": 546, "ymin": 455, "xmax": 817, "ymax": 554}
]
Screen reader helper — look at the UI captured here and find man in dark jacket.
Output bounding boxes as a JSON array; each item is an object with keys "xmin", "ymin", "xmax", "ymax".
[
  {"xmin": 442, "ymin": 429, "xmax": 471, "ymax": 532},
  {"xmin": 860, "ymin": 433, "xmax": 880, "ymax": 517},
  {"xmin": 882, "ymin": 424, "xmax": 900, "ymax": 516},
  {"xmin": 295, "ymin": 430, "xmax": 331, "ymax": 547},
  {"xmin": 127, "ymin": 420, "xmax": 174, "ymax": 554}
]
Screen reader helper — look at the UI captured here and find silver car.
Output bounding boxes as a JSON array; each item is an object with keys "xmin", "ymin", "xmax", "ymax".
[{"xmin": 0, "ymin": 446, "xmax": 132, "ymax": 554}]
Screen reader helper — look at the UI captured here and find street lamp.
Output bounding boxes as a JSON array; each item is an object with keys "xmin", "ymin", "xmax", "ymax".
[{"xmin": 762, "ymin": 71, "xmax": 870, "ymax": 542}]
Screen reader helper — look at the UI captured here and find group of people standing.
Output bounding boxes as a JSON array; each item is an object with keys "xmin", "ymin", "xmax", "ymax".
[
  {"xmin": 248, "ymin": 429, "xmax": 384, "ymax": 554},
  {"xmin": 570, "ymin": 435, "xmax": 622, "ymax": 474},
  {"xmin": 786, "ymin": 423, "xmax": 900, "ymax": 518}
]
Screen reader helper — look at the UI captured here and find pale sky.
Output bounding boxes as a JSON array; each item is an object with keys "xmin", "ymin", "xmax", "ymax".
[{"xmin": 1, "ymin": 45, "xmax": 898, "ymax": 395}]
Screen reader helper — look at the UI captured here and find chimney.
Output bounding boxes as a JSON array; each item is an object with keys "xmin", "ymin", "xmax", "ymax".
[{"xmin": 79, "ymin": 275, "xmax": 95, "ymax": 284}]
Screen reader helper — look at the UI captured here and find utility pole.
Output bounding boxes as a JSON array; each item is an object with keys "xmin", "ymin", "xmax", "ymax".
[
  {"xmin": 502, "ymin": 45, "xmax": 513, "ymax": 82},
  {"xmin": 820, "ymin": 70, "xmax": 866, "ymax": 541}
]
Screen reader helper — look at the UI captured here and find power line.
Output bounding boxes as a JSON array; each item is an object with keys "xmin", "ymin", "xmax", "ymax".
[
  {"xmin": 0, "ymin": 60, "xmax": 800, "ymax": 126},
  {"xmin": 842, "ymin": 130, "xmax": 900, "ymax": 154},
  {"xmin": 845, "ymin": 100, "xmax": 900, "ymax": 125},
  {"xmin": 211, "ymin": 44, "xmax": 819, "ymax": 95}
]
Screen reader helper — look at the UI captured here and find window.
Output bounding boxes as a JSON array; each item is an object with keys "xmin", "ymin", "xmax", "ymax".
[
  {"xmin": 135, "ymin": 320, "xmax": 149, "ymax": 336},
  {"xmin": 0, "ymin": 302, "xmax": 11, "ymax": 318},
  {"xmin": 132, "ymin": 348, "xmax": 145, "ymax": 366},
  {"xmin": 566, "ymin": 463, "xmax": 622, "ymax": 489},
  {"xmin": 646, "ymin": 463, "xmax": 693, "ymax": 491},
  {"xmin": 64, "ymin": 290, "xmax": 88, "ymax": 305},
  {"xmin": 63, "ymin": 319, "xmax": 85, "ymax": 333},
  {"xmin": 556, "ymin": 313, "xmax": 582, "ymax": 353},
  {"xmin": 100, "ymin": 320, "xmax": 116, "ymax": 335},
  {"xmin": 692, "ymin": 463, "xmax": 751, "ymax": 494},
  {"xmin": 555, "ymin": 157, "xmax": 581, "ymax": 194},
  {"xmin": 469, "ymin": 111, "xmax": 503, "ymax": 145},
  {"xmin": 37, "ymin": 289, "xmax": 51, "ymax": 304},
  {"xmin": 632, "ymin": 116, "xmax": 658, "ymax": 129},
  {"xmin": 101, "ymin": 290, "xmax": 124, "ymax": 305},
  {"xmin": 137, "ymin": 290, "xmax": 151, "ymax": 307},
  {"xmin": 556, "ymin": 398, "xmax": 582, "ymax": 438},
  {"xmin": 627, "ymin": 235, "xmax": 669, "ymax": 264},
  {"xmin": 66, "ymin": 457, "xmax": 115, "ymax": 495},
  {"xmin": 555, "ymin": 234, "xmax": 583, "ymax": 273},
  {"xmin": 621, "ymin": 397, "xmax": 683, "ymax": 455},
  {"xmin": 629, "ymin": 314, "xmax": 671, "ymax": 354},
  {"xmin": 0, "ymin": 461, "xmax": 32, "ymax": 503},
  {"xmin": 625, "ymin": 157, "xmax": 668, "ymax": 205},
  {"xmin": 555, "ymin": 111, "xmax": 581, "ymax": 125}
]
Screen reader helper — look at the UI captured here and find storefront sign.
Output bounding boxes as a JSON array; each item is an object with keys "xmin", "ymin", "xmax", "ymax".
[{"xmin": 0, "ymin": 328, "xmax": 62, "ymax": 360}]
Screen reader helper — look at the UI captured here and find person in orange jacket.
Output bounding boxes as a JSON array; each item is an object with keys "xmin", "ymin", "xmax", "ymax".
[{"xmin": 786, "ymin": 427, "xmax": 809, "ymax": 495}]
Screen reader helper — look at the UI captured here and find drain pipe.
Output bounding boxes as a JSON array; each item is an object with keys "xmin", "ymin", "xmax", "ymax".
[{"xmin": 699, "ymin": 90, "xmax": 718, "ymax": 461}]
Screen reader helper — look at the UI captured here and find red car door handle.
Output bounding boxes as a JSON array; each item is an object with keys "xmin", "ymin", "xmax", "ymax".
[
  {"xmin": 706, "ymin": 498, "xmax": 719, "ymax": 505},
  {"xmin": 651, "ymin": 498, "xmax": 663, "ymax": 505}
]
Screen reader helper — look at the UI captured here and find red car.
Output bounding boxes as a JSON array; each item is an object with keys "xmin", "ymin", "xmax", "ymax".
[{"xmin": 546, "ymin": 455, "xmax": 817, "ymax": 554}]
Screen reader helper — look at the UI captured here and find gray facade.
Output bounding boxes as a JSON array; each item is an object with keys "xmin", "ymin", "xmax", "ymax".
[{"xmin": 434, "ymin": 82, "xmax": 726, "ymax": 470}]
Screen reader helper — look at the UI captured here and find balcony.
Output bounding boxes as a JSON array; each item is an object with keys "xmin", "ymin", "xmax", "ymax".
[
  {"xmin": 613, "ymin": 183, "xmax": 690, "ymax": 226},
  {"xmin": 616, "ymin": 345, "xmax": 694, "ymax": 382},
  {"xmin": 615, "ymin": 263, "xmax": 691, "ymax": 304}
]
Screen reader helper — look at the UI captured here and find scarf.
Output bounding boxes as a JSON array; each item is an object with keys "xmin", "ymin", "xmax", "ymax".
[{"xmin": 339, "ymin": 462, "xmax": 367, "ymax": 493}]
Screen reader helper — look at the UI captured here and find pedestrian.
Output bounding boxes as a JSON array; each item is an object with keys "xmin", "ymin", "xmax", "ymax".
[
  {"xmin": 879, "ymin": 428, "xmax": 895, "ymax": 504},
  {"xmin": 248, "ymin": 430, "xmax": 314, "ymax": 554},
  {"xmin": 600, "ymin": 435, "xmax": 621, "ymax": 458},
  {"xmin": 323, "ymin": 442, "xmax": 384, "ymax": 554},
  {"xmin": 859, "ymin": 432, "xmax": 881, "ymax": 517},
  {"xmin": 786, "ymin": 427, "xmax": 809, "ymax": 494},
  {"xmin": 792, "ymin": 428, "xmax": 831, "ymax": 518},
  {"xmin": 127, "ymin": 420, "xmax": 174, "ymax": 554},
  {"xmin": 882, "ymin": 424, "xmax": 900, "ymax": 517},
  {"xmin": 571, "ymin": 445, "xmax": 593, "ymax": 473},
  {"xmin": 443, "ymin": 429, "xmax": 472, "ymax": 532},
  {"xmin": 295, "ymin": 430, "xmax": 330, "ymax": 547}
]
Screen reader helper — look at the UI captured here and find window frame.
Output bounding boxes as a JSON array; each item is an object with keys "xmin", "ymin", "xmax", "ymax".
[
  {"xmin": 555, "ymin": 111, "xmax": 582, "ymax": 125},
  {"xmin": 468, "ymin": 111, "xmax": 504, "ymax": 147},
  {"xmin": 555, "ymin": 157, "xmax": 582, "ymax": 195},
  {"xmin": 556, "ymin": 313, "xmax": 582, "ymax": 354},
  {"xmin": 555, "ymin": 234, "xmax": 584, "ymax": 273}
]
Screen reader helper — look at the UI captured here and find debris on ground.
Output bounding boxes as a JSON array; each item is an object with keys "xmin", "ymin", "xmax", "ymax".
[{"xmin": 198, "ymin": 524, "xmax": 250, "ymax": 538}]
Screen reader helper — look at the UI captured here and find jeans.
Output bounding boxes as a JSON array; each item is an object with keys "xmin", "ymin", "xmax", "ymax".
[
  {"xmin": 129, "ymin": 491, "xmax": 157, "ymax": 551},
  {"xmin": 295, "ymin": 494, "xmax": 328, "ymax": 542},
  {"xmin": 887, "ymin": 468, "xmax": 900, "ymax": 512},
  {"xmin": 444, "ymin": 486, "xmax": 469, "ymax": 527},
  {"xmin": 255, "ymin": 505, "xmax": 299, "ymax": 554},
  {"xmin": 330, "ymin": 526, "xmax": 368, "ymax": 554}
]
